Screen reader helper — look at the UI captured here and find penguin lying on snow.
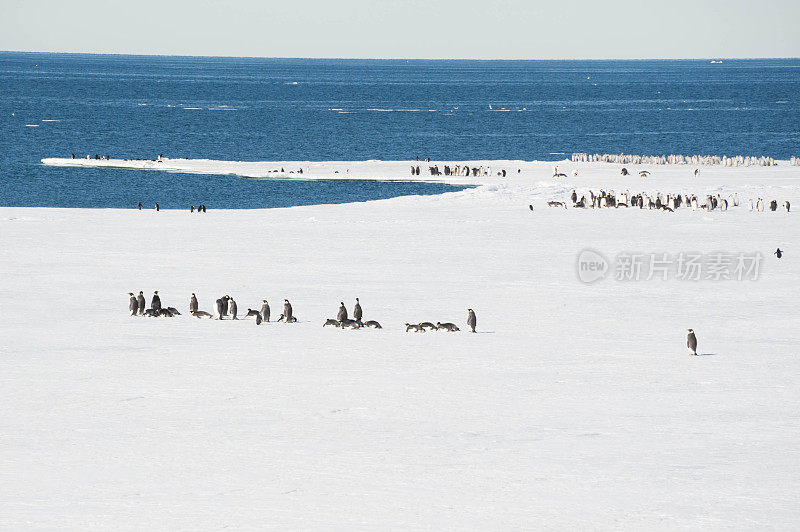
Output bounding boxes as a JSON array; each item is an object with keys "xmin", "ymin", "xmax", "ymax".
[
  {"xmin": 340, "ymin": 318, "xmax": 361, "ymax": 329},
  {"xmin": 278, "ymin": 313, "xmax": 297, "ymax": 323},
  {"xmin": 363, "ymin": 320, "xmax": 382, "ymax": 329},
  {"xmin": 191, "ymin": 310, "xmax": 213, "ymax": 319},
  {"xmin": 418, "ymin": 322, "xmax": 437, "ymax": 331},
  {"xmin": 405, "ymin": 323, "xmax": 424, "ymax": 333},
  {"xmin": 436, "ymin": 322, "xmax": 460, "ymax": 332},
  {"xmin": 323, "ymin": 319, "xmax": 339, "ymax": 327}
]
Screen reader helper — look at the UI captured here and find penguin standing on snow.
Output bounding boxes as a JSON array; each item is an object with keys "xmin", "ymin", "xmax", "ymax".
[
  {"xmin": 261, "ymin": 300, "xmax": 271, "ymax": 322},
  {"xmin": 189, "ymin": 293, "xmax": 198, "ymax": 314},
  {"xmin": 151, "ymin": 291, "xmax": 162, "ymax": 311},
  {"xmin": 129, "ymin": 293, "xmax": 138, "ymax": 316},
  {"xmin": 687, "ymin": 329, "xmax": 698, "ymax": 356},
  {"xmin": 228, "ymin": 296, "xmax": 238, "ymax": 320},
  {"xmin": 216, "ymin": 298, "xmax": 225, "ymax": 319},
  {"xmin": 337, "ymin": 302, "xmax": 347, "ymax": 322},
  {"xmin": 775, "ymin": 248, "xmax": 783, "ymax": 259},
  {"xmin": 283, "ymin": 299, "xmax": 293, "ymax": 322},
  {"xmin": 136, "ymin": 291, "xmax": 146, "ymax": 315},
  {"xmin": 467, "ymin": 309, "xmax": 477, "ymax": 333},
  {"xmin": 221, "ymin": 296, "xmax": 229, "ymax": 317},
  {"xmin": 353, "ymin": 298, "xmax": 363, "ymax": 322}
]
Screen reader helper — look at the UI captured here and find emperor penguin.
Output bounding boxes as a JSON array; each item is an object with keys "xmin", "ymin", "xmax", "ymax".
[
  {"xmin": 221, "ymin": 296, "xmax": 229, "ymax": 317},
  {"xmin": 775, "ymin": 248, "xmax": 783, "ymax": 259},
  {"xmin": 339, "ymin": 318, "xmax": 360, "ymax": 329},
  {"xmin": 228, "ymin": 296, "xmax": 238, "ymax": 320},
  {"xmin": 687, "ymin": 329, "xmax": 698, "ymax": 356},
  {"xmin": 337, "ymin": 302, "xmax": 347, "ymax": 322},
  {"xmin": 136, "ymin": 291, "xmax": 146, "ymax": 315},
  {"xmin": 467, "ymin": 309, "xmax": 477, "ymax": 333},
  {"xmin": 261, "ymin": 300, "xmax": 270, "ymax": 322},
  {"xmin": 128, "ymin": 293, "xmax": 138, "ymax": 316},
  {"xmin": 353, "ymin": 298, "xmax": 363, "ymax": 322},
  {"xmin": 216, "ymin": 298, "xmax": 225, "ymax": 319},
  {"xmin": 151, "ymin": 291, "xmax": 162, "ymax": 311},
  {"xmin": 189, "ymin": 293, "xmax": 198, "ymax": 314},
  {"xmin": 283, "ymin": 299, "xmax": 293, "ymax": 322}
]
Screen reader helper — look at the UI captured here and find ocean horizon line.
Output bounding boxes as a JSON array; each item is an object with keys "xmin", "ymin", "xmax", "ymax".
[{"xmin": 2, "ymin": 50, "xmax": 799, "ymax": 62}]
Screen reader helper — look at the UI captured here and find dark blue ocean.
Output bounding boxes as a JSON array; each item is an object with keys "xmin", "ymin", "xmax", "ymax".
[{"xmin": 1, "ymin": 52, "xmax": 799, "ymax": 208}]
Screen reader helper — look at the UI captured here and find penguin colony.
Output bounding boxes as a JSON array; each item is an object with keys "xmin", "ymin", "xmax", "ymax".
[
  {"xmin": 571, "ymin": 152, "xmax": 782, "ymax": 167},
  {"xmin": 129, "ymin": 293, "xmax": 477, "ymax": 333},
  {"xmin": 551, "ymin": 186, "xmax": 791, "ymax": 213},
  {"xmin": 412, "ymin": 164, "xmax": 509, "ymax": 178}
]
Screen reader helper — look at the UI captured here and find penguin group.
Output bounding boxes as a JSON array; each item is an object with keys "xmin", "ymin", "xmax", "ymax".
[
  {"xmin": 413, "ymin": 163, "xmax": 510, "ymax": 178},
  {"xmin": 405, "ymin": 310, "xmax": 477, "ymax": 333},
  {"xmin": 128, "ymin": 293, "xmax": 476, "ymax": 333},
  {"xmin": 572, "ymin": 152, "xmax": 779, "ymax": 167},
  {"xmin": 747, "ymin": 199, "xmax": 790, "ymax": 212},
  {"xmin": 129, "ymin": 290, "xmax": 181, "ymax": 317},
  {"xmin": 555, "ymin": 188, "xmax": 792, "ymax": 214},
  {"xmin": 324, "ymin": 298, "xmax": 381, "ymax": 329}
]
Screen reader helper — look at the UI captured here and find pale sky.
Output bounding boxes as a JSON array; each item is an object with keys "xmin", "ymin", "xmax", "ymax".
[{"xmin": 2, "ymin": 0, "xmax": 799, "ymax": 59}]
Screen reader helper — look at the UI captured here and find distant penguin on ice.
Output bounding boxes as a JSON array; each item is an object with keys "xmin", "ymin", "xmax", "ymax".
[
  {"xmin": 137, "ymin": 291, "xmax": 146, "ymax": 315},
  {"xmin": 467, "ymin": 309, "xmax": 477, "ymax": 333},
  {"xmin": 151, "ymin": 291, "xmax": 161, "ymax": 311},
  {"xmin": 228, "ymin": 296, "xmax": 238, "ymax": 320},
  {"xmin": 687, "ymin": 329, "xmax": 698, "ymax": 356}
]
